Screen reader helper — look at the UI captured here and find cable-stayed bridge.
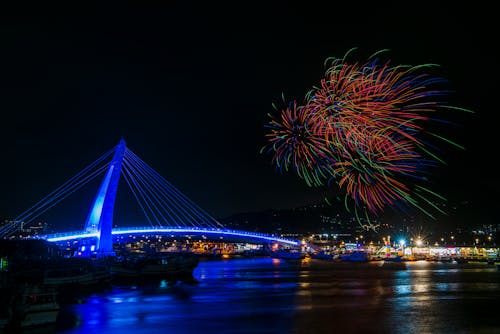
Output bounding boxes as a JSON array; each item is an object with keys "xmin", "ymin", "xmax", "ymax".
[{"xmin": 1, "ymin": 139, "xmax": 299, "ymax": 256}]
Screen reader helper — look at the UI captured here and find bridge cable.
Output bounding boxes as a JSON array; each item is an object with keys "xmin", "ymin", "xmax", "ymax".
[
  {"xmin": 125, "ymin": 148, "xmax": 224, "ymax": 229},
  {"xmin": 122, "ymin": 159, "xmax": 176, "ymax": 227},
  {"xmin": 125, "ymin": 149, "xmax": 221, "ymax": 228},
  {"xmin": 124, "ymin": 149, "xmax": 221, "ymax": 228},
  {"xmin": 15, "ymin": 164, "xmax": 110, "ymax": 225},
  {"xmin": 1, "ymin": 163, "xmax": 110, "ymax": 237},
  {"xmin": 122, "ymin": 163, "xmax": 165, "ymax": 227},
  {"xmin": 121, "ymin": 164, "xmax": 155, "ymax": 228},
  {"xmin": 125, "ymin": 151, "xmax": 209, "ymax": 228},
  {"xmin": 124, "ymin": 151, "xmax": 195, "ymax": 228},
  {"xmin": 123, "ymin": 155, "xmax": 181, "ymax": 227},
  {"xmin": 13, "ymin": 147, "xmax": 114, "ymax": 224},
  {"xmin": 124, "ymin": 152, "xmax": 187, "ymax": 227}
]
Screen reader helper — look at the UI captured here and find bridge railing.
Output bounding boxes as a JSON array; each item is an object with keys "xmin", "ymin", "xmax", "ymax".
[
  {"xmin": 111, "ymin": 226, "xmax": 300, "ymax": 245},
  {"xmin": 111, "ymin": 226, "xmax": 280, "ymax": 237},
  {"xmin": 37, "ymin": 231, "xmax": 99, "ymax": 241},
  {"xmin": 39, "ymin": 226, "xmax": 300, "ymax": 245}
]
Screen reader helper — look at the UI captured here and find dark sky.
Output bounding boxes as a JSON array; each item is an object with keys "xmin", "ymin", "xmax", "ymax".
[{"xmin": 1, "ymin": 1, "xmax": 498, "ymax": 226}]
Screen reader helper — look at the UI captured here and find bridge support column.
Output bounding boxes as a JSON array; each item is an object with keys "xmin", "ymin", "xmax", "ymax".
[{"xmin": 83, "ymin": 139, "xmax": 126, "ymax": 257}]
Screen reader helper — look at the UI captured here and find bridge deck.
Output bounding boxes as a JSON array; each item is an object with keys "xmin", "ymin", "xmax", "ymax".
[{"xmin": 40, "ymin": 227, "xmax": 300, "ymax": 246}]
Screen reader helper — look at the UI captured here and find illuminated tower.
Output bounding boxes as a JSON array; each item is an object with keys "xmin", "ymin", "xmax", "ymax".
[{"xmin": 83, "ymin": 138, "xmax": 126, "ymax": 256}]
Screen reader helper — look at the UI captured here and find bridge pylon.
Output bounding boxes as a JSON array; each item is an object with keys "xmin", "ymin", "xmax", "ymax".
[{"xmin": 83, "ymin": 138, "xmax": 126, "ymax": 257}]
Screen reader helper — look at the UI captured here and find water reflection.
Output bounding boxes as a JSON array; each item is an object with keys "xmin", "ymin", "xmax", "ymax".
[
  {"xmin": 387, "ymin": 262, "xmax": 500, "ymax": 334},
  {"xmin": 44, "ymin": 258, "xmax": 500, "ymax": 334}
]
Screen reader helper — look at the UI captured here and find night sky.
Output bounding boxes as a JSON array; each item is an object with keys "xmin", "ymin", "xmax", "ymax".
[{"xmin": 1, "ymin": 1, "xmax": 498, "ymax": 228}]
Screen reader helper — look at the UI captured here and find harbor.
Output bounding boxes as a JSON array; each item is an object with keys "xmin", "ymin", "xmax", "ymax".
[
  {"xmin": 0, "ymin": 239, "xmax": 200, "ymax": 331},
  {"xmin": 2, "ymin": 236, "xmax": 499, "ymax": 332},
  {"xmin": 2, "ymin": 256, "xmax": 498, "ymax": 333}
]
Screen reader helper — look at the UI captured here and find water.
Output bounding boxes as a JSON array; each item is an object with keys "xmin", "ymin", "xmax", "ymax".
[{"xmin": 47, "ymin": 258, "xmax": 500, "ymax": 333}]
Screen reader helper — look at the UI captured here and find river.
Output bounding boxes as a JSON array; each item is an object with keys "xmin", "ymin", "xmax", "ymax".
[{"xmin": 40, "ymin": 257, "xmax": 500, "ymax": 333}]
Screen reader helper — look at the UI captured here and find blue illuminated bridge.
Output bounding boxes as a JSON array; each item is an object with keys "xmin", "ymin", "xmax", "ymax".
[{"xmin": 0, "ymin": 139, "xmax": 299, "ymax": 255}]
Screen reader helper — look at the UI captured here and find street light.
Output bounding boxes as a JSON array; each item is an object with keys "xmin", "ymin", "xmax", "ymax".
[{"xmin": 399, "ymin": 239, "xmax": 406, "ymax": 259}]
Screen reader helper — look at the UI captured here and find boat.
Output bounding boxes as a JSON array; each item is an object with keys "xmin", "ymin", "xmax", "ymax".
[
  {"xmin": 377, "ymin": 260, "xmax": 407, "ymax": 270},
  {"xmin": 309, "ymin": 251, "xmax": 334, "ymax": 260},
  {"xmin": 270, "ymin": 249, "xmax": 306, "ymax": 260},
  {"xmin": 12, "ymin": 284, "xmax": 60, "ymax": 328},
  {"xmin": 339, "ymin": 251, "xmax": 369, "ymax": 262},
  {"xmin": 241, "ymin": 248, "xmax": 269, "ymax": 257},
  {"xmin": 110, "ymin": 252, "xmax": 199, "ymax": 282},
  {"xmin": 43, "ymin": 257, "xmax": 112, "ymax": 287}
]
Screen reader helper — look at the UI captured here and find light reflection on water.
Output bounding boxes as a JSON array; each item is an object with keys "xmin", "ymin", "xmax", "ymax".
[{"xmin": 45, "ymin": 258, "xmax": 500, "ymax": 334}]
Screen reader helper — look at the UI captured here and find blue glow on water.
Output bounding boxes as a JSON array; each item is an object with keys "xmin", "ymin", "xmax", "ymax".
[
  {"xmin": 56, "ymin": 259, "xmax": 500, "ymax": 334},
  {"xmin": 59, "ymin": 257, "xmax": 300, "ymax": 334}
]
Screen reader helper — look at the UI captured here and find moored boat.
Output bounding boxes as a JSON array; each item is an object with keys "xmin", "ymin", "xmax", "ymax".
[
  {"xmin": 339, "ymin": 251, "xmax": 369, "ymax": 262},
  {"xmin": 309, "ymin": 251, "xmax": 334, "ymax": 260},
  {"xmin": 270, "ymin": 249, "xmax": 306, "ymax": 260},
  {"xmin": 376, "ymin": 260, "xmax": 407, "ymax": 270},
  {"xmin": 12, "ymin": 284, "xmax": 60, "ymax": 328},
  {"xmin": 110, "ymin": 252, "xmax": 199, "ymax": 282},
  {"xmin": 43, "ymin": 257, "xmax": 112, "ymax": 287}
]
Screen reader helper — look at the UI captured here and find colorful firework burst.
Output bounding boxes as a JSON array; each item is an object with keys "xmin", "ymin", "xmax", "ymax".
[
  {"xmin": 263, "ymin": 49, "xmax": 471, "ymax": 222},
  {"xmin": 261, "ymin": 101, "xmax": 335, "ymax": 187}
]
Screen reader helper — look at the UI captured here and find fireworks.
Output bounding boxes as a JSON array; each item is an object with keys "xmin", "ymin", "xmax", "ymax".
[
  {"xmin": 261, "ymin": 101, "xmax": 335, "ymax": 187},
  {"xmin": 263, "ymin": 49, "xmax": 470, "ymax": 220}
]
